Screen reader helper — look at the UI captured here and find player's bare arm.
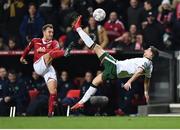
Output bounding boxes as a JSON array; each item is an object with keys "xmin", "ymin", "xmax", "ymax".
[
  {"xmin": 123, "ymin": 67, "xmax": 144, "ymax": 91},
  {"xmin": 144, "ymin": 77, "xmax": 150, "ymax": 103}
]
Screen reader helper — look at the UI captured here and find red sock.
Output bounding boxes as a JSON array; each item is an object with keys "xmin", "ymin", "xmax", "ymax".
[
  {"xmin": 48, "ymin": 93, "xmax": 57, "ymax": 115},
  {"xmin": 49, "ymin": 48, "xmax": 64, "ymax": 59}
]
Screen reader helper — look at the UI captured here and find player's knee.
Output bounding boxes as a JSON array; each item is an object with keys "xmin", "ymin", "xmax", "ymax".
[
  {"xmin": 94, "ymin": 44, "xmax": 101, "ymax": 50},
  {"xmin": 49, "ymin": 87, "xmax": 57, "ymax": 94},
  {"xmin": 90, "ymin": 43, "xmax": 97, "ymax": 49},
  {"xmin": 91, "ymin": 83, "xmax": 98, "ymax": 89},
  {"xmin": 47, "ymin": 79, "xmax": 57, "ymax": 94},
  {"xmin": 43, "ymin": 54, "xmax": 53, "ymax": 65},
  {"xmin": 92, "ymin": 73, "xmax": 103, "ymax": 86},
  {"xmin": 92, "ymin": 79, "xmax": 101, "ymax": 87}
]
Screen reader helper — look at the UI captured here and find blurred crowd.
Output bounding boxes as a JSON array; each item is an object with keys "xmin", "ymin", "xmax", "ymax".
[
  {"xmin": 0, "ymin": 66, "xmax": 145, "ymax": 116},
  {"xmin": 0, "ymin": 0, "xmax": 180, "ymax": 51}
]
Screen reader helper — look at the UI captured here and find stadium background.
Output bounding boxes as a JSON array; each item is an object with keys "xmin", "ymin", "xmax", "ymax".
[{"xmin": 0, "ymin": 0, "xmax": 179, "ymax": 118}]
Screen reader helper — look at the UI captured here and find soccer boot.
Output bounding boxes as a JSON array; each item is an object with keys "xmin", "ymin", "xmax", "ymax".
[
  {"xmin": 72, "ymin": 15, "xmax": 82, "ymax": 31},
  {"xmin": 64, "ymin": 42, "xmax": 74, "ymax": 57},
  {"xmin": 71, "ymin": 102, "xmax": 84, "ymax": 110}
]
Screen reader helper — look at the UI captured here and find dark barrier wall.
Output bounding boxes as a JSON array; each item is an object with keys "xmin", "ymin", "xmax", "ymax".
[
  {"xmin": 150, "ymin": 51, "xmax": 174, "ymax": 103},
  {"xmin": 175, "ymin": 51, "xmax": 180, "ymax": 102},
  {"xmin": 0, "ymin": 50, "xmax": 175, "ymax": 104}
]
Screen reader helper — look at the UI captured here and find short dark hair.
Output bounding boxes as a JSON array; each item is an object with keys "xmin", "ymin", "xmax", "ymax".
[
  {"xmin": 42, "ymin": 24, "xmax": 53, "ymax": 31},
  {"xmin": 150, "ymin": 46, "xmax": 159, "ymax": 58},
  {"xmin": 28, "ymin": 2, "xmax": 36, "ymax": 9},
  {"xmin": 8, "ymin": 36, "xmax": 16, "ymax": 42},
  {"xmin": 8, "ymin": 69, "xmax": 17, "ymax": 75},
  {"xmin": 145, "ymin": 0, "xmax": 153, "ymax": 5}
]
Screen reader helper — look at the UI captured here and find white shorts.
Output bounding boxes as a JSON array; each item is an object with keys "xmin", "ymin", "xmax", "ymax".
[{"xmin": 33, "ymin": 56, "xmax": 57, "ymax": 83}]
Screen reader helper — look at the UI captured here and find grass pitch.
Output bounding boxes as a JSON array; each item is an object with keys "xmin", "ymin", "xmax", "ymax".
[{"xmin": 0, "ymin": 116, "xmax": 180, "ymax": 129}]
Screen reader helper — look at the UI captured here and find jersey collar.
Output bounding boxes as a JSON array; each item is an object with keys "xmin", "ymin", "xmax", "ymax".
[
  {"xmin": 42, "ymin": 38, "xmax": 52, "ymax": 44},
  {"xmin": 144, "ymin": 56, "xmax": 152, "ymax": 61}
]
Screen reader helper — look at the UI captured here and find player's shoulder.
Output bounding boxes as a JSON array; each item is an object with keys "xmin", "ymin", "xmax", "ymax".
[
  {"xmin": 142, "ymin": 57, "xmax": 151, "ymax": 63},
  {"xmin": 31, "ymin": 38, "xmax": 42, "ymax": 43},
  {"xmin": 134, "ymin": 57, "xmax": 150, "ymax": 65},
  {"xmin": 143, "ymin": 57, "xmax": 153, "ymax": 67},
  {"xmin": 52, "ymin": 39, "xmax": 58, "ymax": 43},
  {"xmin": 51, "ymin": 39, "xmax": 59, "ymax": 45}
]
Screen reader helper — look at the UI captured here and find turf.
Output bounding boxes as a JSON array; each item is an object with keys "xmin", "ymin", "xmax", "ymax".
[{"xmin": 0, "ymin": 116, "xmax": 180, "ymax": 129}]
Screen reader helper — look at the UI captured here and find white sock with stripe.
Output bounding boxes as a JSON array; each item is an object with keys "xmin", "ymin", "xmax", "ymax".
[
  {"xmin": 78, "ymin": 86, "xmax": 97, "ymax": 104},
  {"xmin": 76, "ymin": 27, "xmax": 94, "ymax": 48}
]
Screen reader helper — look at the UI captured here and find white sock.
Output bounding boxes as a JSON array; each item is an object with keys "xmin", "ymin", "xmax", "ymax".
[
  {"xmin": 79, "ymin": 86, "xmax": 97, "ymax": 104},
  {"xmin": 76, "ymin": 27, "xmax": 94, "ymax": 48}
]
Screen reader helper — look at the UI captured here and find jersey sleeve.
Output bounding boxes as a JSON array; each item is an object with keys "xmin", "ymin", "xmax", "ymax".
[
  {"xmin": 138, "ymin": 60, "xmax": 153, "ymax": 78},
  {"xmin": 138, "ymin": 59, "xmax": 150, "ymax": 70},
  {"xmin": 21, "ymin": 39, "xmax": 34, "ymax": 59},
  {"xmin": 138, "ymin": 61, "xmax": 147, "ymax": 70},
  {"xmin": 53, "ymin": 40, "xmax": 60, "ymax": 49},
  {"xmin": 142, "ymin": 60, "xmax": 153, "ymax": 78},
  {"xmin": 145, "ymin": 64, "xmax": 153, "ymax": 78}
]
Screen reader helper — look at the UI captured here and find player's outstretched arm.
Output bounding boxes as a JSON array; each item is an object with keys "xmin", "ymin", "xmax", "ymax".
[
  {"xmin": 144, "ymin": 77, "xmax": 150, "ymax": 103},
  {"xmin": 20, "ymin": 41, "xmax": 34, "ymax": 64},
  {"xmin": 123, "ymin": 68, "xmax": 144, "ymax": 91},
  {"xmin": 20, "ymin": 57, "xmax": 28, "ymax": 64}
]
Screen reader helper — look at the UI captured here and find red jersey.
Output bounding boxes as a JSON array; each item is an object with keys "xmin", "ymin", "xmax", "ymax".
[
  {"xmin": 21, "ymin": 38, "xmax": 59, "ymax": 62},
  {"xmin": 104, "ymin": 19, "xmax": 125, "ymax": 42}
]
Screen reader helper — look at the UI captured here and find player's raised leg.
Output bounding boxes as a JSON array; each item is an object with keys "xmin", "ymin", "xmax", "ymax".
[
  {"xmin": 73, "ymin": 15, "xmax": 94, "ymax": 48},
  {"xmin": 43, "ymin": 42, "xmax": 74, "ymax": 66},
  {"xmin": 71, "ymin": 16, "xmax": 115, "ymax": 110},
  {"xmin": 73, "ymin": 16, "xmax": 106, "ymax": 58},
  {"xmin": 42, "ymin": 49, "xmax": 64, "ymax": 66}
]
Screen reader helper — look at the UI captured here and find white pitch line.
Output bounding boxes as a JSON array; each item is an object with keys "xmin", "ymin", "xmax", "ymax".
[{"xmin": 148, "ymin": 113, "xmax": 180, "ymax": 117}]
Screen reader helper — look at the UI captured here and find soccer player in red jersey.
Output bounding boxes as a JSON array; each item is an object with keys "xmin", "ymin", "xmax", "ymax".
[{"xmin": 20, "ymin": 24, "xmax": 72, "ymax": 117}]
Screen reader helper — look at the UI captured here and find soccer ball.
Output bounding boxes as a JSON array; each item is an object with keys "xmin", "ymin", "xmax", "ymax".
[{"xmin": 93, "ymin": 8, "xmax": 106, "ymax": 22}]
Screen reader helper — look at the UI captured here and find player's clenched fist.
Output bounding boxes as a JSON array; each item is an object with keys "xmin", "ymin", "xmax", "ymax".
[
  {"xmin": 123, "ymin": 82, "xmax": 131, "ymax": 91},
  {"xmin": 20, "ymin": 57, "xmax": 28, "ymax": 64}
]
